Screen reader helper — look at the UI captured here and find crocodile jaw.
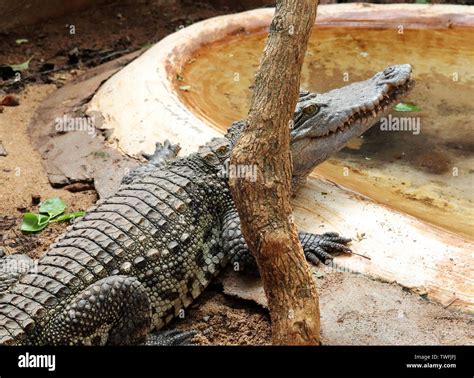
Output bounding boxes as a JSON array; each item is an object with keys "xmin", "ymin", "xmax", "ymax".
[{"xmin": 290, "ymin": 64, "xmax": 414, "ymax": 190}]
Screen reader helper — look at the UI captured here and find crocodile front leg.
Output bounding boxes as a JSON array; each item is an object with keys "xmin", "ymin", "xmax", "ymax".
[
  {"xmin": 38, "ymin": 275, "xmax": 152, "ymax": 345},
  {"xmin": 221, "ymin": 209, "xmax": 352, "ymax": 274},
  {"xmin": 122, "ymin": 139, "xmax": 181, "ymax": 184},
  {"xmin": 298, "ymin": 231, "xmax": 352, "ymax": 265}
]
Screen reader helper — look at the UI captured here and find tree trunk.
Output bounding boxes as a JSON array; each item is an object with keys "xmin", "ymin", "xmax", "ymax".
[{"xmin": 229, "ymin": 0, "xmax": 320, "ymax": 345}]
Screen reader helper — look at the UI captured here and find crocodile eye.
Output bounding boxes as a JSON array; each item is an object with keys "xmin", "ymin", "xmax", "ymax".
[{"xmin": 303, "ymin": 104, "xmax": 319, "ymax": 115}]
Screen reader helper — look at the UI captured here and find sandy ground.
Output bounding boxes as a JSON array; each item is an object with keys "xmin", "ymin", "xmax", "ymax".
[
  {"xmin": 172, "ymin": 269, "xmax": 473, "ymax": 345},
  {"xmin": 0, "ymin": 0, "xmax": 472, "ymax": 346},
  {"xmin": 0, "ymin": 84, "xmax": 97, "ymax": 258}
]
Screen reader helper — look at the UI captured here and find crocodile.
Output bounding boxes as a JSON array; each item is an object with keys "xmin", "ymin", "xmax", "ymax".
[{"xmin": 0, "ymin": 64, "xmax": 414, "ymax": 345}]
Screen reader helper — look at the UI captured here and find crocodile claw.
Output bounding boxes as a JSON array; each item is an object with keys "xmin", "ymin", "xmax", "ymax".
[
  {"xmin": 142, "ymin": 140, "xmax": 181, "ymax": 164},
  {"xmin": 302, "ymin": 232, "xmax": 352, "ymax": 265},
  {"xmin": 144, "ymin": 329, "xmax": 197, "ymax": 346}
]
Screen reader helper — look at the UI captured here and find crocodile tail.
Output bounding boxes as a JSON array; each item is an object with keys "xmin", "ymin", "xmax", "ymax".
[
  {"xmin": 0, "ymin": 255, "xmax": 38, "ymax": 345},
  {"xmin": 0, "ymin": 303, "xmax": 31, "ymax": 345}
]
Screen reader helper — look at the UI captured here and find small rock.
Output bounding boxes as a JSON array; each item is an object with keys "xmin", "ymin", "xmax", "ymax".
[
  {"xmin": 31, "ymin": 194, "xmax": 41, "ymax": 205},
  {"xmin": 202, "ymin": 316, "xmax": 210, "ymax": 322},
  {"xmin": 0, "ymin": 142, "xmax": 7, "ymax": 157},
  {"xmin": 1, "ymin": 95, "xmax": 20, "ymax": 107},
  {"xmin": 16, "ymin": 206, "xmax": 28, "ymax": 213},
  {"xmin": 102, "ymin": 129, "xmax": 114, "ymax": 140}
]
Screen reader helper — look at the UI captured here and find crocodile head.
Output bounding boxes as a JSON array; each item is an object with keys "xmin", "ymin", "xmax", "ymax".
[
  {"xmin": 224, "ymin": 64, "xmax": 414, "ymax": 190},
  {"xmin": 290, "ymin": 64, "xmax": 414, "ymax": 190}
]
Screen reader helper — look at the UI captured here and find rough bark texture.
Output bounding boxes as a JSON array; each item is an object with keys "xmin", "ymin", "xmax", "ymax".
[{"xmin": 229, "ymin": 0, "xmax": 320, "ymax": 345}]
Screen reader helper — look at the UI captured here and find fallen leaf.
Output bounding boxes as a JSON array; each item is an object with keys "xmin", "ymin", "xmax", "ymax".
[
  {"xmin": 314, "ymin": 271, "xmax": 325, "ymax": 279},
  {"xmin": 39, "ymin": 197, "xmax": 66, "ymax": 218},
  {"xmin": 141, "ymin": 42, "xmax": 153, "ymax": 49},
  {"xmin": 9, "ymin": 57, "xmax": 32, "ymax": 72},
  {"xmin": 50, "ymin": 211, "xmax": 85, "ymax": 223},
  {"xmin": 394, "ymin": 103, "xmax": 421, "ymax": 112},
  {"xmin": 21, "ymin": 213, "xmax": 50, "ymax": 232}
]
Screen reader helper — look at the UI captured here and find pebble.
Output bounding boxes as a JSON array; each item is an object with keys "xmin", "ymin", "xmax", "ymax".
[
  {"xmin": 31, "ymin": 194, "xmax": 41, "ymax": 205},
  {"xmin": 1, "ymin": 95, "xmax": 20, "ymax": 107},
  {"xmin": 0, "ymin": 142, "xmax": 7, "ymax": 157}
]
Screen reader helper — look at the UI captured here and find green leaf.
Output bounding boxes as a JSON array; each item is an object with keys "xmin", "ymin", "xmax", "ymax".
[
  {"xmin": 415, "ymin": 0, "xmax": 429, "ymax": 3},
  {"xmin": 394, "ymin": 103, "xmax": 421, "ymax": 112},
  {"xmin": 50, "ymin": 211, "xmax": 85, "ymax": 223},
  {"xmin": 15, "ymin": 39, "xmax": 29, "ymax": 45},
  {"xmin": 9, "ymin": 57, "xmax": 32, "ymax": 72},
  {"xmin": 179, "ymin": 85, "xmax": 191, "ymax": 91},
  {"xmin": 21, "ymin": 213, "xmax": 50, "ymax": 232},
  {"xmin": 141, "ymin": 42, "xmax": 153, "ymax": 49},
  {"xmin": 314, "ymin": 271, "xmax": 325, "ymax": 279},
  {"xmin": 39, "ymin": 197, "xmax": 66, "ymax": 218}
]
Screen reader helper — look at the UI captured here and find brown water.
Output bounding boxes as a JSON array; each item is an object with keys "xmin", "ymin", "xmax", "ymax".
[{"xmin": 177, "ymin": 27, "xmax": 474, "ymax": 239}]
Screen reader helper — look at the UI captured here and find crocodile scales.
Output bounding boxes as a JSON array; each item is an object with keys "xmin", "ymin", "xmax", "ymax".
[{"xmin": 0, "ymin": 65, "xmax": 414, "ymax": 345}]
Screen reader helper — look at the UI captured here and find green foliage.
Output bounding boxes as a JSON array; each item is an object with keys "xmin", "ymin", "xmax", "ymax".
[
  {"xmin": 50, "ymin": 211, "xmax": 86, "ymax": 223},
  {"xmin": 20, "ymin": 213, "xmax": 50, "ymax": 232},
  {"xmin": 9, "ymin": 57, "xmax": 32, "ymax": 72},
  {"xmin": 21, "ymin": 197, "xmax": 85, "ymax": 233},
  {"xmin": 313, "ymin": 271, "xmax": 325, "ymax": 279},
  {"xmin": 394, "ymin": 103, "xmax": 421, "ymax": 112},
  {"xmin": 39, "ymin": 197, "xmax": 67, "ymax": 218}
]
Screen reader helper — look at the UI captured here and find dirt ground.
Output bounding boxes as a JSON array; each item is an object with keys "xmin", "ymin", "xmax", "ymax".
[
  {"xmin": 0, "ymin": 0, "xmax": 472, "ymax": 345},
  {"xmin": 173, "ymin": 269, "xmax": 472, "ymax": 345},
  {"xmin": 0, "ymin": 0, "xmax": 272, "ymax": 345}
]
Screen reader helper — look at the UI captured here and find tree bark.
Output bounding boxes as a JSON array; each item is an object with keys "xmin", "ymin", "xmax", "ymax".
[{"xmin": 229, "ymin": 0, "xmax": 320, "ymax": 345}]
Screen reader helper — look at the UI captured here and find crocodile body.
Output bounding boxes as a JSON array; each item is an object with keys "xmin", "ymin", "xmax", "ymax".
[{"xmin": 0, "ymin": 65, "xmax": 414, "ymax": 345}]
